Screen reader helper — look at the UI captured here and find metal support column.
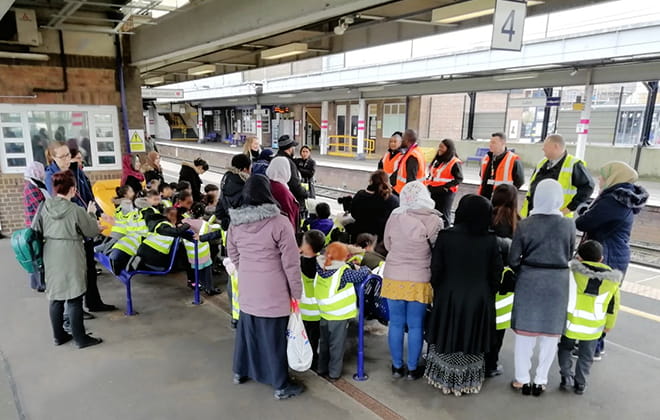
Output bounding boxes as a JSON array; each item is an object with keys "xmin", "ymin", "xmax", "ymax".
[
  {"xmin": 540, "ymin": 87, "xmax": 553, "ymax": 141},
  {"xmin": 356, "ymin": 98, "xmax": 366, "ymax": 160},
  {"xmin": 611, "ymin": 86, "xmax": 625, "ymax": 146},
  {"xmin": 320, "ymin": 100, "xmax": 329, "ymax": 155},
  {"xmin": 575, "ymin": 71, "xmax": 593, "ymax": 160},
  {"xmin": 255, "ymin": 104, "xmax": 263, "ymax": 145},
  {"xmin": 466, "ymin": 92, "xmax": 476, "ymax": 140},
  {"xmin": 197, "ymin": 106, "xmax": 204, "ymax": 143},
  {"xmin": 634, "ymin": 80, "xmax": 658, "ymax": 169}
]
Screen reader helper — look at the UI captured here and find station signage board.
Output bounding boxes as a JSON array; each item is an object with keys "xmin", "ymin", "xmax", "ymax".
[
  {"xmin": 141, "ymin": 88, "xmax": 184, "ymax": 99},
  {"xmin": 491, "ymin": 0, "xmax": 527, "ymax": 51}
]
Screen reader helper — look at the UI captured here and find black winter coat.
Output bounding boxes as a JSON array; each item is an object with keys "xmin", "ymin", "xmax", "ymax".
[
  {"xmin": 215, "ymin": 168, "xmax": 248, "ymax": 231},
  {"xmin": 178, "ymin": 163, "xmax": 203, "ymax": 202},
  {"xmin": 349, "ymin": 189, "xmax": 399, "ymax": 241}
]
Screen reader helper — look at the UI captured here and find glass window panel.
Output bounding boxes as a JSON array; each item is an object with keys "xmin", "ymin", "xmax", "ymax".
[
  {"xmin": 98, "ymin": 155, "xmax": 116, "ymax": 164},
  {"xmin": 0, "ymin": 113, "xmax": 21, "ymax": 123},
  {"xmin": 93, "ymin": 114, "xmax": 112, "ymax": 124},
  {"xmin": 7, "ymin": 157, "xmax": 27, "ymax": 167},
  {"xmin": 2, "ymin": 127, "xmax": 23, "ymax": 138},
  {"xmin": 27, "ymin": 112, "xmax": 51, "ymax": 166},
  {"xmin": 97, "ymin": 141, "xmax": 115, "ymax": 152},
  {"xmin": 4, "ymin": 142, "xmax": 25, "ymax": 153},
  {"xmin": 95, "ymin": 126, "xmax": 114, "ymax": 138},
  {"xmin": 48, "ymin": 111, "xmax": 92, "ymax": 166}
]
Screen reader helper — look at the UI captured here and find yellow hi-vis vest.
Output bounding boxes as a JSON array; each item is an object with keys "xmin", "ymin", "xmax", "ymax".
[
  {"xmin": 495, "ymin": 267, "xmax": 515, "ymax": 330},
  {"xmin": 314, "ymin": 265, "xmax": 357, "ymax": 321},
  {"xmin": 371, "ymin": 261, "xmax": 385, "ymax": 277},
  {"xmin": 183, "ymin": 222, "xmax": 212, "ymax": 269},
  {"xmin": 142, "ymin": 221, "xmax": 176, "ymax": 254},
  {"xmin": 111, "ymin": 234, "xmax": 142, "ymax": 257},
  {"xmin": 299, "ymin": 272, "xmax": 320, "ymax": 321},
  {"xmin": 110, "ymin": 207, "xmax": 131, "ymax": 236},
  {"xmin": 161, "ymin": 198, "xmax": 173, "ymax": 208},
  {"xmin": 521, "ymin": 154, "xmax": 582, "ymax": 218},
  {"xmin": 230, "ymin": 272, "xmax": 239, "ymax": 321},
  {"xmin": 126, "ymin": 209, "xmax": 149, "ymax": 237},
  {"xmin": 565, "ymin": 260, "xmax": 621, "ymax": 341}
]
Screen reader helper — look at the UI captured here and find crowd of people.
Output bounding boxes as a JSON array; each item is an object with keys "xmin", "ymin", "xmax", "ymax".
[{"xmin": 22, "ymin": 131, "xmax": 650, "ymax": 402}]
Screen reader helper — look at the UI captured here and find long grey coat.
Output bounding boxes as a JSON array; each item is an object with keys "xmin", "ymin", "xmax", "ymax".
[
  {"xmin": 509, "ymin": 214, "xmax": 576, "ymax": 335},
  {"xmin": 32, "ymin": 197, "xmax": 99, "ymax": 301}
]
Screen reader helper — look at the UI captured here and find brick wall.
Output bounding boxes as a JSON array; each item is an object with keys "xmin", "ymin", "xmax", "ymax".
[{"xmin": 0, "ymin": 170, "xmax": 122, "ymax": 233}]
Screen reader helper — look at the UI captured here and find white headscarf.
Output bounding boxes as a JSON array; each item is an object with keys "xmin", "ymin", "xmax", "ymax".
[
  {"xmin": 531, "ymin": 178, "xmax": 564, "ymax": 216},
  {"xmin": 24, "ymin": 161, "xmax": 45, "ymax": 182},
  {"xmin": 266, "ymin": 156, "xmax": 291, "ymax": 186},
  {"xmin": 392, "ymin": 181, "xmax": 436, "ymax": 214}
]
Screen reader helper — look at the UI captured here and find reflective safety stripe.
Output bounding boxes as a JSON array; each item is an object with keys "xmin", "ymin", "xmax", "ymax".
[
  {"xmin": 372, "ymin": 262, "xmax": 385, "ymax": 277},
  {"xmin": 162, "ymin": 199, "xmax": 173, "ymax": 208},
  {"xmin": 300, "ymin": 273, "xmax": 320, "ymax": 321},
  {"xmin": 394, "ymin": 145, "xmax": 426, "ymax": 194},
  {"xmin": 565, "ymin": 266, "xmax": 618, "ymax": 340},
  {"xmin": 495, "ymin": 267, "xmax": 514, "ymax": 330},
  {"xmin": 111, "ymin": 234, "xmax": 142, "ymax": 256},
  {"xmin": 478, "ymin": 151, "xmax": 518, "ymax": 195},
  {"xmin": 143, "ymin": 221, "xmax": 175, "ymax": 254},
  {"xmin": 382, "ymin": 151, "xmax": 402, "ymax": 176},
  {"xmin": 230, "ymin": 272, "xmax": 240, "ymax": 321},
  {"xmin": 496, "ymin": 312, "xmax": 512, "ymax": 325},
  {"xmin": 565, "ymin": 322, "xmax": 604, "ymax": 336},
  {"xmin": 495, "ymin": 293, "xmax": 514, "ymax": 309},
  {"xmin": 183, "ymin": 222, "xmax": 212, "ymax": 269},
  {"xmin": 521, "ymin": 154, "xmax": 582, "ymax": 218},
  {"xmin": 314, "ymin": 265, "xmax": 357, "ymax": 321},
  {"xmin": 110, "ymin": 208, "xmax": 130, "ymax": 235}
]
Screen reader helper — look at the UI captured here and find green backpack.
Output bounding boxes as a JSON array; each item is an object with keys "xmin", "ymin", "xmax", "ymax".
[{"xmin": 11, "ymin": 227, "xmax": 44, "ymax": 274}]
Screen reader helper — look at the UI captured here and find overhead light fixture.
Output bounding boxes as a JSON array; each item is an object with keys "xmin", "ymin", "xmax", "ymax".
[
  {"xmin": 278, "ymin": 93, "xmax": 296, "ymax": 98},
  {"xmin": 493, "ymin": 73, "xmax": 539, "ymax": 82},
  {"xmin": 432, "ymin": 0, "xmax": 544, "ymax": 24},
  {"xmin": 261, "ymin": 43, "xmax": 308, "ymax": 60},
  {"xmin": 144, "ymin": 76, "xmax": 165, "ymax": 85},
  {"xmin": 187, "ymin": 64, "xmax": 216, "ymax": 76},
  {"xmin": 358, "ymin": 86, "xmax": 384, "ymax": 92},
  {"xmin": 0, "ymin": 51, "xmax": 49, "ymax": 61},
  {"xmin": 334, "ymin": 16, "xmax": 354, "ymax": 36}
]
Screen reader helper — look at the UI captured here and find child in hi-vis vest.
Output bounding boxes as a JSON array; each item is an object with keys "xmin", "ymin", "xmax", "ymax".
[
  {"xmin": 557, "ymin": 240, "xmax": 622, "ymax": 395},
  {"xmin": 298, "ymin": 229, "xmax": 326, "ymax": 372},
  {"xmin": 314, "ymin": 242, "xmax": 370, "ymax": 380}
]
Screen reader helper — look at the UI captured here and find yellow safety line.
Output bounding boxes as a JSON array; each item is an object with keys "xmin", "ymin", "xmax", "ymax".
[{"xmin": 620, "ymin": 305, "xmax": 660, "ymax": 323}]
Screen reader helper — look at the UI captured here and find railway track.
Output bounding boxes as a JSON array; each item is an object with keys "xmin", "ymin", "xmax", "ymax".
[{"xmin": 163, "ymin": 156, "xmax": 660, "ymax": 269}]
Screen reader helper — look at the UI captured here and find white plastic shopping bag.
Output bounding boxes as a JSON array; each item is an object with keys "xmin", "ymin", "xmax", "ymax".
[{"xmin": 286, "ymin": 299, "xmax": 313, "ymax": 372}]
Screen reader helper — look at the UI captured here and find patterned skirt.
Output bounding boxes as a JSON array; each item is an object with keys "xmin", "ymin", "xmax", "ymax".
[{"xmin": 424, "ymin": 346, "xmax": 485, "ymax": 396}]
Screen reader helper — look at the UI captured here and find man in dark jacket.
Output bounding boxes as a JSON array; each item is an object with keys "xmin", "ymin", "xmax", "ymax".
[
  {"xmin": 275, "ymin": 135, "xmax": 308, "ymax": 204},
  {"xmin": 215, "ymin": 154, "xmax": 251, "ymax": 231},
  {"xmin": 178, "ymin": 158, "xmax": 208, "ymax": 203}
]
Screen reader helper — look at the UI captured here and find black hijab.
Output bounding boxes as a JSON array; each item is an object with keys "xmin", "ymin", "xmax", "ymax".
[
  {"xmin": 242, "ymin": 174, "xmax": 278, "ymax": 206},
  {"xmin": 454, "ymin": 194, "xmax": 493, "ymax": 235}
]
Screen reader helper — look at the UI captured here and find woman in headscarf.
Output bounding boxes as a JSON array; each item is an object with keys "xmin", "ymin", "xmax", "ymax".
[
  {"xmin": 23, "ymin": 161, "xmax": 50, "ymax": 292},
  {"xmin": 425, "ymin": 194, "xmax": 503, "ymax": 396},
  {"xmin": 226, "ymin": 174, "xmax": 304, "ymax": 400},
  {"xmin": 382, "ymin": 181, "xmax": 443, "ymax": 380},
  {"xmin": 575, "ymin": 161, "xmax": 648, "ymax": 359},
  {"xmin": 509, "ymin": 179, "xmax": 576, "ymax": 397},
  {"xmin": 121, "ymin": 154, "xmax": 144, "ymax": 197},
  {"xmin": 266, "ymin": 156, "xmax": 299, "ymax": 230},
  {"xmin": 142, "ymin": 151, "xmax": 164, "ymax": 187}
]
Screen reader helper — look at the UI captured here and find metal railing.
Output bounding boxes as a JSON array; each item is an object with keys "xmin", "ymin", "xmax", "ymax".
[{"xmin": 327, "ymin": 135, "xmax": 376, "ymax": 157}]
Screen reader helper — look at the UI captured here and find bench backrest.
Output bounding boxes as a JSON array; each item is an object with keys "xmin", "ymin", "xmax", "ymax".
[{"xmin": 475, "ymin": 147, "xmax": 489, "ymax": 157}]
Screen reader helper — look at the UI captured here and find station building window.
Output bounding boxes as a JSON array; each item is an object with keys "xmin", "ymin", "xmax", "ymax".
[
  {"xmin": 0, "ymin": 105, "xmax": 121, "ymax": 173},
  {"xmin": 382, "ymin": 103, "xmax": 406, "ymax": 138}
]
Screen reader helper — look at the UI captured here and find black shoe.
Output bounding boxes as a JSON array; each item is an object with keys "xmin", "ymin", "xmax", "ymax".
[
  {"xmin": 406, "ymin": 367, "xmax": 424, "ymax": 381},
  {"xmin": 391, "ymin": 365, "xmax": 406, "ymax": 379},
  {"xmin": 96, "ymin": 268, "xmax": 103, "ymax": 276},
  {"xmin": 232, "ymin": 374, "xmax": 248, "ymax": 385},
  {"xmin": 77, "ymin": 336, "xmax": 103, "ymax": 349},
  {"xmin": 485, "ymin": 365, "xmax": 503, "ymax": 378},
  {"xmin": 274, "ymin": 382, "xmax": 304, "ymax": 400},
  {"xmin": 560, "ymin": 375, "xmax": 574, "ymax": 391},
  {"xmin": 231, "ymin": 319, "xmax": 238, "ymax": 329},
  {"xmin": 54, "ymin": 334, "xmax": 73, "ymax": 346},
  {"xmin": 204, "ymin": 288, "xmax": 222, "ymax": 296},
  {"xmin": 36, "ymin": 287, "xmax": 46, "ymax": 293},
  {"xmin": 83, "ymin": 310, "xmax": 95, "ymax": 320},
  {"xmin": 574, "ymin": 383, "xmax": 586, "ymax": 395},
  {"xmin": 532, "ymin": 383, "xmax": 546, "ymax": 397},
  {"xmin": 87, "ymin": 303, "xmax": 117, "ymax": 312}
]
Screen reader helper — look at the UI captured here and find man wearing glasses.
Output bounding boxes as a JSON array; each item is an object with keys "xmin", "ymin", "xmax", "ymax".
[{"xmin": 45, "ymin": 142, "xmax": 116, "ymax": 313}]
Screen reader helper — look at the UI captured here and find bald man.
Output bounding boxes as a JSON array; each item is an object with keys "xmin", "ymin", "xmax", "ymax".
[{"xmin": 521, "ymin": 134, "xmax": 594, "ymax": 217}]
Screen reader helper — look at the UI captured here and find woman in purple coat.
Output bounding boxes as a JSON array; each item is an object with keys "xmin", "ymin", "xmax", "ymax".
[{"xmin": 227, "ymin": 174, "xmax": 304, "ymax": 400}]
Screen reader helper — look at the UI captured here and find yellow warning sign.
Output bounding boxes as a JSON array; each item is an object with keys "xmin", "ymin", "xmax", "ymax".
[
  {"xmin": 572, "ymin": 102, "xmax": 585, "ymax": 111},
  {"xmin": 128, "ymin": 129, "xmax": 145, "ymax": 153}
]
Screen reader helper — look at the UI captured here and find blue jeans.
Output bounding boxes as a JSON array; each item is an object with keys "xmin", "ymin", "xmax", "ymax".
[{"xmin": 387, "ymin": 299, "xmax": 427, "ymax": 370}]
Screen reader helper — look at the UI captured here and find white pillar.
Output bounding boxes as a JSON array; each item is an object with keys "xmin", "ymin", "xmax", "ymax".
[
  {"xmin": 575, "ymin": 71, "xmax": 593, "ymax": 160},
  {"xmin": 197, "ymin": 106, "xmax": 204, "ymax": 143},
  {"xmin": 320, "ymin": 100, "xmax": 329, "ymax": 155},
  {"xmin": 255, "ymin": 104, "xmax": 263, "ymax": 146},
  {"xmin": 356, "ymin": 98, "xmax": 366, "ymax": 160}
]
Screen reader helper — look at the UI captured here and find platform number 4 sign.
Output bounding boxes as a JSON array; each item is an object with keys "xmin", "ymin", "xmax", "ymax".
[{"xmin": 491, "ymin": 0, "xmax": 527, "ymax": 51}]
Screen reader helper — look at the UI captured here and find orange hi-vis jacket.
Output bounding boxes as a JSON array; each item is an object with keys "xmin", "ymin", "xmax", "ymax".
[
  {"xmin": 381, "ymin": 150, "xmax": 402, "ymax": 176},
  {"xmin": 425, "ymin": 156, "xmax": 461, "ymax": 192},
  {"xmin": 477, "ymin": 150, "xmax": 520, "ymax": 195},
  {"xmin": 394, "ymin": 144, "xmax": 426, "ymax": 194}
]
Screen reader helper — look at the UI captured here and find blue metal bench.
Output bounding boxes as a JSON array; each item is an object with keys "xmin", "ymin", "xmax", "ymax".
[
  {"xmin": 95, "ymin": 238, "xmax": 202, "ymax": 316},
  {"xmin": 466, "ymin": 147, "xmax": 489, "ymax": 165},
  {"xmin": 353, "ymin": 273, "xmax": 388, "ymax": 381}
]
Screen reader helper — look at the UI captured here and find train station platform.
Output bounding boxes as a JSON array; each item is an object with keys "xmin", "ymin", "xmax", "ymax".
[{"xmin": 1, "ymin": 239, "xmax": 659, "ymax": 420}]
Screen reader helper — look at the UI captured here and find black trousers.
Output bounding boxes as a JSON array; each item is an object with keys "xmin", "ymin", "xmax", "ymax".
[
  {"xmin": 84, "ymin": 239, "xmax": 104, "ymax": 309},
  {"xmin": 485, "ymin": 329, "xmax": 506, "ymax": 371},
  {"xmin": 303, "ymin": 320, "xmax": 320, "ymax": 372},
  {"xmin": 50, "ymin": 294, "xmax": 86, "ymax": 345},
  {"xmin": 429, "ymin": 188, "xmax": 455, "ymax": 227}
]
